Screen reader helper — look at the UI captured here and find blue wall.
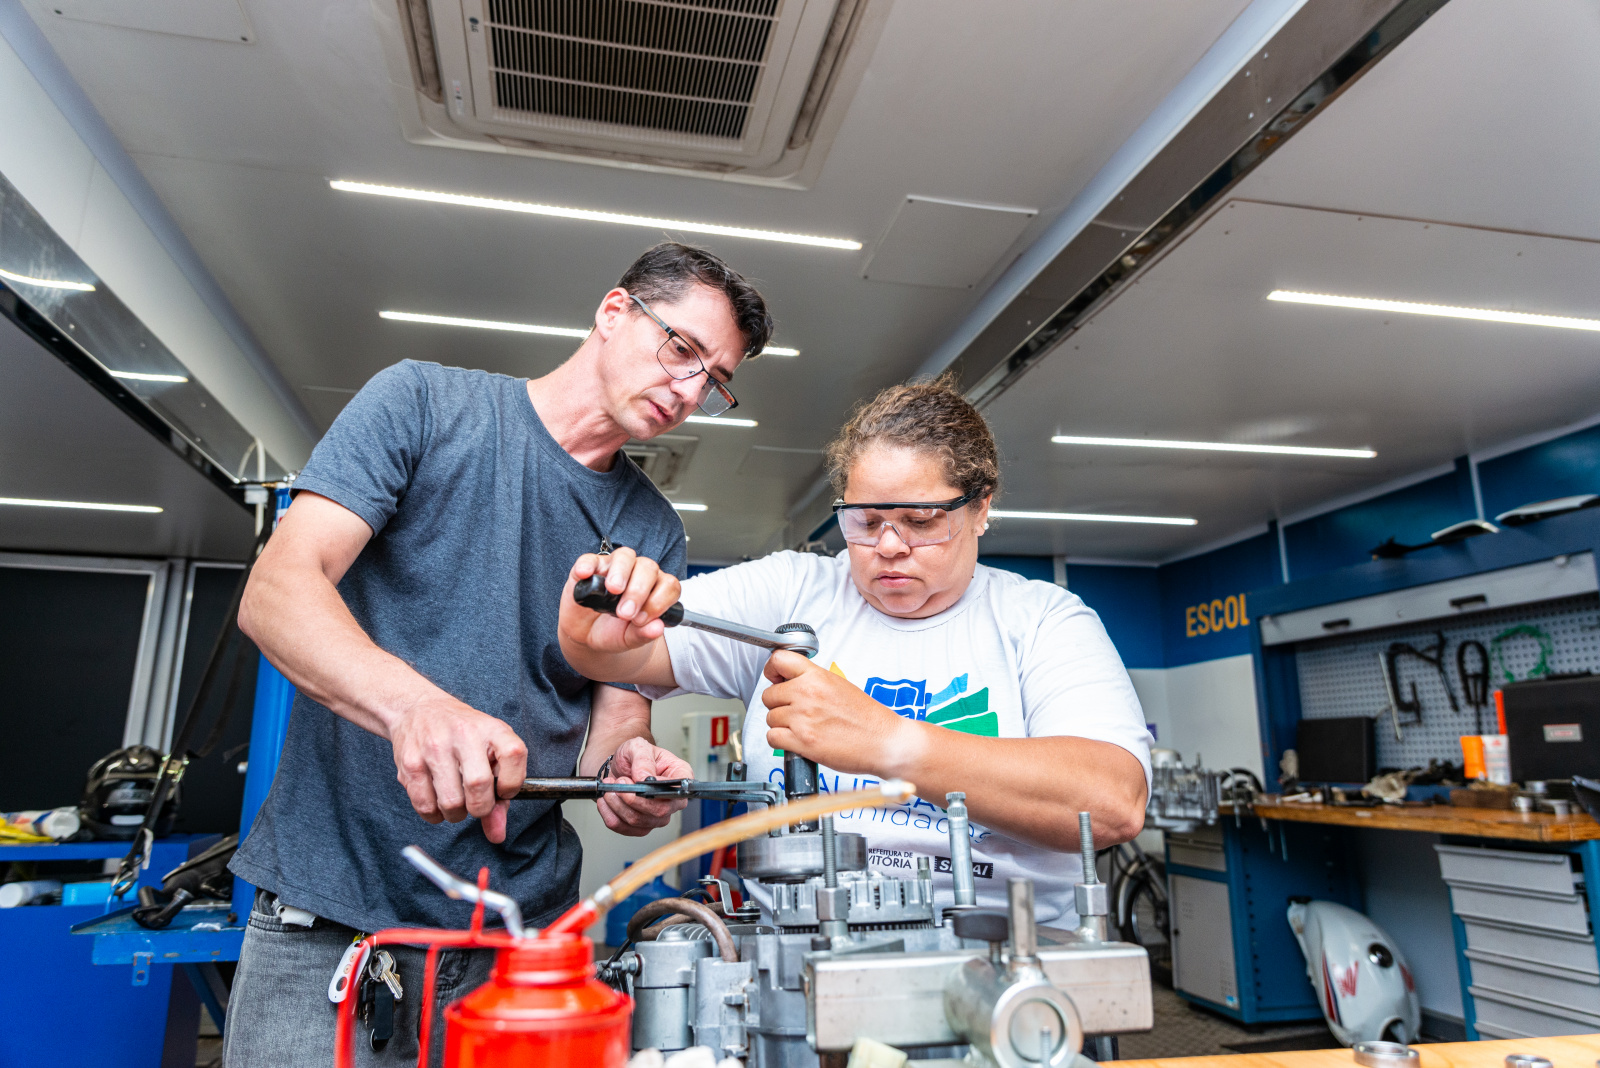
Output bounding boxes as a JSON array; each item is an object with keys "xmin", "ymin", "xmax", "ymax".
[
  {"xmin": 1064, "ymin": 564, "xmax": 1163, "ymax": 670},
  {"xmin": 1477, "ymin": 422, "xmax": 1600, "ymax": 521},
  {"xmin": 1060, "ymin": 533, "xmax": 1280, "ymax": 671},
  {"xmin": 1159, "ymin": 531, "xmax": 1282, "ymax": 667},
  {"xmin": 1281, "ymin": 458, "xmax": 1478, "ymax": 580}
]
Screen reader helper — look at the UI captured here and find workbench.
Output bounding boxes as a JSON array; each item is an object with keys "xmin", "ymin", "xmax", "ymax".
[
  {"xmin": 1239, "ymin": 799, "xmax": 1600, "ymax": 1041},
  {"xmin": 1250, "ymin": 800, "xmax": 1600, "ymax": 844},
  {"xmin": 1120, "ymin": 1033, "xmax": 1600, "ymax": 1068}
]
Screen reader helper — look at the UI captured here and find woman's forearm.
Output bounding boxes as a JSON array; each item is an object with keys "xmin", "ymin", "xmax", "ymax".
[{"xmin": 882, "ymin": 726, "xmax": 1147, "ymax": 854}]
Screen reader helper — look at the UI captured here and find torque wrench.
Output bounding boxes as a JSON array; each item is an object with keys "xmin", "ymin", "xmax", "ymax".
[
  {"xmin": 571, "ymin": 575, "xmax": 819, "ymax": 658},
  {"xmin": 516, "ymin": 777, "xmax": 781, "ymax": 804},
  {"xmin": 568, "ymin": 573, "xmax": 823, "ymax": 823}
]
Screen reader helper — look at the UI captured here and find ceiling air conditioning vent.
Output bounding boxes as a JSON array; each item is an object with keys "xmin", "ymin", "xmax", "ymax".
[
  {"xmin": 377, "ymin": 0, "xmax": 890, "ymax": 187},
  {"xmin": 623, "ymin": 433, "xmax": 698, "ymax": 492}
]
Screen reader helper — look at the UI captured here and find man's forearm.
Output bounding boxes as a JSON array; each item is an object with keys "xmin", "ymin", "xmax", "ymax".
[
  {"xmin": 240, "ymin": 559, "xmax": 438, "ymax": 739},
  {"xmin": 882, "ymin": 728, "xmax": 1147, "ymax": 853}
]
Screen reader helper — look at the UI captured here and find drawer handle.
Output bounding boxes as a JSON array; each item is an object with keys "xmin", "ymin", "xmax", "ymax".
[
  {"xmin": 1322, "ymin": 618, "xmax": 1352, "ymax": 631},
  {"xmin": 1449, "ymin": 594, "xmax": 1488, "ymax": 610}
]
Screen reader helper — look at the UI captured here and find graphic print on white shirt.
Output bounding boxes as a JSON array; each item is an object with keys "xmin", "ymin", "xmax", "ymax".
[{"xmin": 642, "ymin": 550, "xmax": 1152, "ymax": 924}]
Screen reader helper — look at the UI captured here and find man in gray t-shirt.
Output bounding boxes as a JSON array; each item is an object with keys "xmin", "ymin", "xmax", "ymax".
[{"xmin": 224, "ymin": 243, "xmax": 772, "ymax": 1066}]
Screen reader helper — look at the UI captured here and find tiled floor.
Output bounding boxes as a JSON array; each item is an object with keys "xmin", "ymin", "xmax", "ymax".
[{"xmin": 1117, "ymin": 985, "xmax": 1337, "ymax": 1060}]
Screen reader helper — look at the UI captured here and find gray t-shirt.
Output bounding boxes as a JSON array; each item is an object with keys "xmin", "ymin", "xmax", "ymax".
[{"xmin": 230, "ymin": 360, "xmax": 686, "ymax": 932}]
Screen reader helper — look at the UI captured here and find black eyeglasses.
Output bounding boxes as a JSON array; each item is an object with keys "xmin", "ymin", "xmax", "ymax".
[
  {"xmin": 832, "ymin": 490, "xmax": 981, "ymax": 547},
  {"xmin": 629, "ymin": 295, "xmax": 738, "ymax": 417}
]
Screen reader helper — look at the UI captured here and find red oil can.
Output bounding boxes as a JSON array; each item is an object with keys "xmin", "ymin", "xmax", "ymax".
[{"xmin": 445, "ymin": 934, "xmax": 630, "ymax": 1068}]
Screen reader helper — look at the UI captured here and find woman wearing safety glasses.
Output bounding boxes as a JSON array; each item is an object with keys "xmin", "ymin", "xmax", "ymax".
[{"xmin": 558, "ymin": 374, "xmax": 1151, "ymax": 922}]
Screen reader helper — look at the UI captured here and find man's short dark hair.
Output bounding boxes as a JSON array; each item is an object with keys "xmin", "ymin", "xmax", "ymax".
[{"xmin": 618, "ymin": 242, "xmax": 774, "ymax": 358}]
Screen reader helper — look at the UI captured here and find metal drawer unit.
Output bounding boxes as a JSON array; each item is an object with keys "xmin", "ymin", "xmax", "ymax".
[{"xmin": 1437, "ymin": 843, "xmax": 1600, "ymax": 1039}]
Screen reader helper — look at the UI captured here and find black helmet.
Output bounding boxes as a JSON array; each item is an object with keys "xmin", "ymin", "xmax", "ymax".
[{"xmin": 79, "ymin": 745, "xmax": 179, "ymax": 840}]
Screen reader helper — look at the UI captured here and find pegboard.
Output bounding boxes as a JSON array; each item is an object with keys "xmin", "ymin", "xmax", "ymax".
[{"xmin": 1295, "ymin": 593, "xmax": 1600, "ymax": 771}]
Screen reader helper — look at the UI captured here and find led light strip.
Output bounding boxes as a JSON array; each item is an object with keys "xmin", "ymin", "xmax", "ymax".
[
  {"xmin": 380, "ymin": 310, "xmax": 589, "ymax": 338},
  {"xmin": 0, "ymin": 496, "xmax": 162, "ymax": 513},
  {"xmin": 381, "ymin": 310, "xmax": 798, "ymax": 358},
  {"xmin": 1052, "ymin": 434, "xmax": 1374, "ymax": 459},
  {"xmin": 110, "ymin": 371, "xmax": 189, "ymax": 384},
  {"xmin": 333, "ymin": 181, "xmax": 862, "ymax": 250},
  {"xmin": 684, "ymin": 416, "xmax": 757, "ymax": 427},
  {"xmin": 990, "ymin": 509, "xmax": 1195, "ymax": 526},
  {"xmin": 671, "ymin": 503, "xmax": 708, "ymax": 512},
  {"xmin": 0, "ymin": 266, "xmax": 95, "ymax": 292},
  {"xmin": 1268, "ymin": 290, "xmax": 1600, "ymax": 332}
]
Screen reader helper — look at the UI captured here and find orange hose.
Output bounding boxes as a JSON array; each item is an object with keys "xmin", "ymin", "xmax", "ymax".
[{"xmin": 545, "ymin": 781, "xmax": 914, "ymax": 935}]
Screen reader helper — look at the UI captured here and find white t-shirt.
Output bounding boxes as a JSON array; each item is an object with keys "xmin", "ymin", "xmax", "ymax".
[{"xmin": 641, "ymin": 551, "xmax": 1152, "ymax": 924}]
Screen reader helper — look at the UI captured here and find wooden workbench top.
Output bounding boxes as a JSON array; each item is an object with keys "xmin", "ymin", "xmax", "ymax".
[
  {"xmin": 1118, "ymin": 1032, "xmax": 1600, "ymax": 1068},
  {"xmin": 1248, "ymin": 798, "xmax": 1600, "ymax": 842}
]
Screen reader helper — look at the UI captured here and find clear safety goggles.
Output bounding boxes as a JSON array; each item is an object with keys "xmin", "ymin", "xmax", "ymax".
[{"xmin": 832, "ymin": 490, "xmax": 980, "ymax": 548}]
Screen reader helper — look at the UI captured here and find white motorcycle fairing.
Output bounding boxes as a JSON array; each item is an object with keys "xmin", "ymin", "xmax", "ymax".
[{"xmin": 1287, "ymin": 899, "xmax": 1420, "ymax": 1046}]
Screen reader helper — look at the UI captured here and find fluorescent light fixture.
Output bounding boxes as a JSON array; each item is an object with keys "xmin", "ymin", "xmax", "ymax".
[
  {"xmin": 0, "ymin": 266, "xmax": 95, "ymax": 292},
  {"xmin": 333, "ymin": 180, "xmax": 862, "ymax": 250},
  {"xmin": 683, "ymin": 416, "xmax": 758, "ymax": 428},
  {"xmin": 672, "ymin": 503, "xmax": 708, "ymax": 512},
  {"xmin": 1052, "ymin": 434, "xmax": 1375, "ymax": 459},
  {"xmin": 0, "ymin": 496, "xmax": 162, "ymax": 514},
  {"xmin": 991, "ymin": 509, "xmax": 1196, "ymax": 527},
  {"xmin": 381, "ymin": 310, "xmax": 799, "ymax": 358},
  {"xmin": 1268, "ymin": 290, "xmax": 1600, "ymax": 333},
  {"xmin": 110, "ymin": 371, "xmax": 189, "ymax": 384},
  {"xmin": 380, "ymin": 310, "xmax": 589, "ymax": 338}
]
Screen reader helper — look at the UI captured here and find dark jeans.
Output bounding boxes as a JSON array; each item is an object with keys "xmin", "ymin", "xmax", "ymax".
[{"xmin": 222, "ymin": 890, "xmax": 496, "ymax": 1067}]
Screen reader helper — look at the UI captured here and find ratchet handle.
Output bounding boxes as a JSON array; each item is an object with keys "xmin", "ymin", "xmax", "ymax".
[{"xmin": 573, "ymin": 575, "xmax": 685, "ymax": 626}]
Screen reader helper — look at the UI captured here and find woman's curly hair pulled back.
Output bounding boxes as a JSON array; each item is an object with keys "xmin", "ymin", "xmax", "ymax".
[{"xmin": 825, "ymin": 371, "xmax": 1000, "ymax": 504}]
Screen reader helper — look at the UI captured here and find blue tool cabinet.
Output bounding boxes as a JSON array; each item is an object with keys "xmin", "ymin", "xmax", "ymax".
[
  {"xmin": 1166, "ymin": 817, "xmax": 1361, "ymax": 1024},
  {"xmin": 0, "ymin": 836, "xmax": 207, "ymax": 1068}
]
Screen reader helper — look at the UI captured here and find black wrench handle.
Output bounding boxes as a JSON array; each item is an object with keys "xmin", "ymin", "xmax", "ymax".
[{"xmin": 573, "ymin": 575, "xmax": 685, "ymax": 626}]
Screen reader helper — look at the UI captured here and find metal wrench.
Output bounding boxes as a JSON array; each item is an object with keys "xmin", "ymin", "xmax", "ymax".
[
  {"xmin": 571, "ymin": 574, "xmax": 819, "ymax": 658},
  {"xmin": 569, "ymin": 573, "xmax": 824, "ymax": 821}
]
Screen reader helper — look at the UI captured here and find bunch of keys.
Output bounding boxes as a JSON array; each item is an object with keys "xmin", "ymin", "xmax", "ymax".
[{"xmin": 358, "ymin": 949, "xmax": 403, "ymax": 1050}]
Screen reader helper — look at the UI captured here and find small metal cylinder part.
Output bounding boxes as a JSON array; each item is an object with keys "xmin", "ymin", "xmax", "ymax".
[
  {"xmin": 1075, "ymin": 882, "xmax": 1108, "ymax": 919},
  {"xmin": 1513, "ymin": 795, "xmax": 1535, "ymax": 814},
  {"xmin": 1078, "ymin": 812, "xmax": 1097, "ymax": 884},
  {"xmin": 821, "ymin": 814, "xmax": 839, "ymax": 888},
  {"xmin": 948, "ymin": 792, "xmax": 977, "ymax": 907},
  {"xmin": 816, "ymin": 884, "xmax": 851, "ymax": 943},
  {"xmin": 784, "ymin": 752, "xmax": 820, "ymax": 831},
  {"xmin": 727, "ymin": 760, "xmax": 747, "ymax": 783},
  {"xmin": 1548, "ymin": 799, "xmax": 1572, "ymax": 817},
  {"xmin": 738, "ymin": 831, "xmax": 868, "ymax": 883},
  {"xmin": 1008, "ymin": 877, "xmax": 1038, "ymax": 961},
  {"xmin": 1504, "ymin": 1056, "xmax": 1552, "ymax": 1068},
  {"xmin": 1352, "ymin": 1041, "xmax": 1419, "ymax": 1068}
]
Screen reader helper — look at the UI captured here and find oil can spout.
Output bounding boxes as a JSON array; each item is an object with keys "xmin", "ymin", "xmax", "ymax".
[{"xmin": 402, "ymin": 846, "xmax": 527, "ymax": 939}]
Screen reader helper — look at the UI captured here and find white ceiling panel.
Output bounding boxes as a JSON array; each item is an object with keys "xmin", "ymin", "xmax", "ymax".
[
  {"xmin": 983, "ymin": 198, "xmax": 1600, "ymax": 561},
  {"xmin": 1233, "ymin": 0, "xmax": 1600, "ymax": 241},
  {"xmin": 16, "ymin": 0, "xmax": 1255, "ymax": 561}
]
